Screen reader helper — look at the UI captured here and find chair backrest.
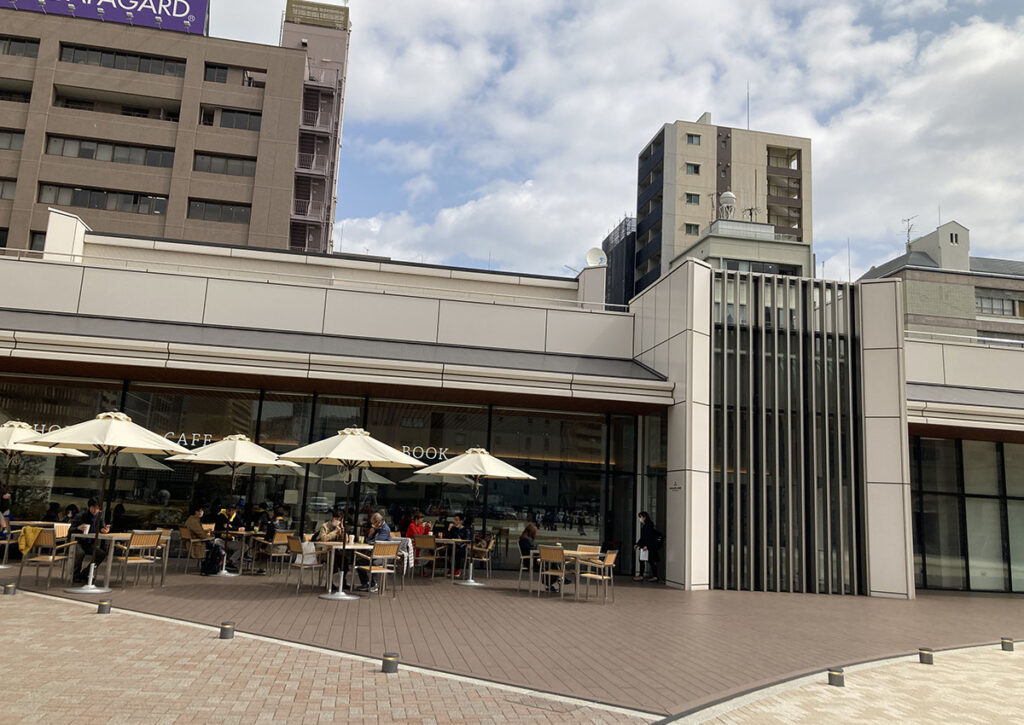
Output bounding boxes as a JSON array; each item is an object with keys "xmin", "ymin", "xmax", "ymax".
[
  {"xmin": 201, "ymin": 523, "xmax": 215, "ymax": 532},
  {"xmin": 179, "ymin": 526, "xmax": 192, "ymax": 542},
  {"xmin": 578, "ymin": 544, "xmax": 601, "ymax": 554},
  {"xmin": 129, "ymin": 530, "xmax": 162, "ymax": 549},
  {"xmin": 602, "ymin": 550, "xmax": 618, "ymax": 569},
  {"xmin": 286, "ymin": 535, "xmax": 304, "ymax": 554},
  {"xmin": 53, "ymin": 522, "xmax": 71, "ymax": 539},
  {"xmin": 371, "ymin": 541, "xmax": 400, "ymax": 559},
  {"xmin": 272, "ymin": 530, "xmax": 294, "ymax": 545},
  {"xmin": 34, "ymin": 528, "xmax": 57, "ymax": 549},
  {"xmin": 390, "ymin": 531, "xmax": 402, "ymax": 539},
  {"xmin": 538, "ymin": 545, "xmax": 565, "ymax": 563},
  {"xmin": 413, "ymin": 535, "xmax": 435, "ymax": 550}
]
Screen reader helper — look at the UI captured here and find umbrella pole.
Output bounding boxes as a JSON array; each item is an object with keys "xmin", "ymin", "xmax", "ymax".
[
  {"xmin": 320, "ymin": 462, "xmax": 358, "ymax": 601},
  {"xmin": 213, "ymin": 466, "xmax": 241, "ymax": 577},
  {"xmin": 456, "ymin": 475, "xmax": 485, "ymax": 588},
  {"xmin": 66, "ymin": 449, "xmax": 117, "ymax": 595}
]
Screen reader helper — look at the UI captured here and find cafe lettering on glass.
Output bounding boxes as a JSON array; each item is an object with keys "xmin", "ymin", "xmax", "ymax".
[
  {"xmin": 402, "ymin": 446, "xmax": 450, "ymax": 461},
  {"xmin": 165, "ymin": 432, "xmax": 214, "ymax": 447},
  {"xmin": 11, "ymin": 0, "xmax": 210, "ymax": 35}
]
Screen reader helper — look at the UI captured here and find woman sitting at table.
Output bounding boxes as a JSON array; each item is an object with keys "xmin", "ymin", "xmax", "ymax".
[{"xmin": 444, "ymin": 513, "xmax": 472, "ymax": 578}]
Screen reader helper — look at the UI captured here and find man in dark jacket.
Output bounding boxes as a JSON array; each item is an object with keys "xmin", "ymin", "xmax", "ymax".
[
  {"xmin": 70, "ymin": 498, "xmax": 111, "ymax": 583},
  {"xmin": 445, "ymin": 513, "xmax": 472, "ymax": 578},
  {"xmin": 633, "ymin": 511, "xmax": 662, "ymax": 582},
  {"xmin": 214, "ymin": 503, "xmax": 243, "ymax": 571},
  {"xmin": 356, "ymin": 512, "xmax": 392, "ymax": 592}
]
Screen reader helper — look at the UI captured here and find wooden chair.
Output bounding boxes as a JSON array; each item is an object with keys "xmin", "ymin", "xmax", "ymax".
[
  {"xmin": 17, "ymin": 527, "xmax": 74, "ymax": 589},
  {"xmin": 517, "ymin": 547, "xmax": 538, "ymax": 592},
  {"xmin": 353, "ymin": 541, "xmax": 400, "ymax": 597},
  {"xmin": 0, "ymin": 528, "xmax": 20, "ymax": 568},
  {"xmin": 112, "ymin": 530, "xmax": 163, "ymax": 587},
  {"xmin": 470, "ymin": 536, "xmax": 496, "ymax": 579},
  {"xmin": 254, "ymin": 530, "xmax": 294, "ymax": 575},
  {"xmin": 53, "ymin": 522, "xmax": 71, "ymax": 540},
  {"xmin": 179, "ymin": 527, "xmax": 213, "ymax": 573},
  {"xmin": 284, "ymin": 535, "xmax": 323, "ymax": 593},
  {"xmin": 537, "ymin": 545, "xmax": 571, "ymax": 599},
  {"xmin": 578, "ymin": 550, "xmax": 618, "ymax": 603},
  {"xmin": 413, "ymin": 535, "xmax": 445, "ymax": 579}
]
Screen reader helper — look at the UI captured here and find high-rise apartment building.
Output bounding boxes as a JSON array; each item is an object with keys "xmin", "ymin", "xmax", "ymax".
[
  {"xmin": 0, "ymin": 0, "xmax": 349, "ymax": 254},
  {"xmin": 634, "ymin": 113, "xmax": 813, "ymax": 293}
]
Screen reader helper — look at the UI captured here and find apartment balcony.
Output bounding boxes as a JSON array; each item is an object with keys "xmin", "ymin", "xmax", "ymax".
[
  {"xmin": 636, "ymin": 173, "xmax": 663, "ymax": 210},
  {"xmin": 292, "ymin": 198, "xmax": 327, "ymax": 221},
  {"xmin": 305, "ymin": 66, "xmax": 340, "ymax": 90},
  {"xmin": 296, "ymin": 153, "xmax": 330, "ymax": 175},
  {"xmin": 300, "ymin": 110, "xmax": 335, "ymax": 134}
]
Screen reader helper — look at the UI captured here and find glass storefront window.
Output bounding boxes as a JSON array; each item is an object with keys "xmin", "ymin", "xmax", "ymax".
[
  {"xmin": 963, "ymin": 440, "xmax": 999, "ymax": 495},
  {"xmin": 123, "ymin": 383, "xmax": 259, "ymax": 529},
  {"xmin": 248, "ymin": 392, "xmax": 313, "ymax": 532},
  {"xmin": 491, "ymin": 408, "xmax": 605, "ymax": 470},
  {"xmin": 917, "ymin": 438, "xmax": 959, "ymax": 493},
  {"xmin": 966, "ymin": 497, "xmax": 1007, "ymax": 590},
  {"xmin": 1005, "ymin": 443, "xmax": 1024, "ymax": 497},
  {"xmin": 1008, "ymin": 501, "xmax": 1024, "ymax": 592},
  {"xmin": 304, "ymin": 395, "xmax": 364, "ymax": 533},
  {"xmin": 920, "ymin": 493, "xmax": 966, "ymax": 589},
  {"xmin": 0, "ymin": 373, "xmax": 122, "ymax": 520}
]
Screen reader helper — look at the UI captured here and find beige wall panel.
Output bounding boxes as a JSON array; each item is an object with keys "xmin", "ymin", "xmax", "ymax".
[
  {"xmin": 865, "ymin": 482, "xmax": 912, "ymax": 596},
  {"xmin": 667, "ymin": 266, "xmax": 689, "ymax": 339},
  {"xmin": 181, "ymin": 221, "xmax": 249, "ymax": 247},
  {"xmin": 323, "ymin": 290, "xmax": 440, "ymax": 343},
  {"xmin": 203, "ymin": 279, "xmax": 326, "ymax": 333},
  {"xmin": 904, "ymin": 340, "xmax": 946, "ymax": 385},
  {"xmin": 186, "ymin": 176, "xmax": 254, "ymax": 204},
  {"xmin": 0, "ymin": 259, "xmax": 82, "ymax": 313},
  {"xmin": 864, "ymin": 416, "xmax": 907, "ymax": 484},
  {"xmin": 641, "ymin": 290, "xmax": 656, "ymax": 353},
  {"xmin": 37, "ymin": 158, "xmax": 173, "ymax": 196},
  {"xmin": 43, "ymin": 111, "xmax": 178, "ymax": 148},
  {"xmin": 862, "ymin": 348, "xmax": 904, "ymax": 418},
  {"xmin": 667, "ymin": 333, "xmax": 688, "ymax": 401},
  {"xmin": 193, "ymin": 129, "xmax": 260, "ymax": 158},
  {"xmin": 859, "ymin": 281, "xmax": 900, "ymax": 350},
  {"xmin": 689, "ymin": 401, "xmax": 711, "ymax": 473},
  {"xmin": 436, "ymin": 300, "xmax": 546, "ymax": 351},
  {"xmin": 688, "ymin": 332, "xmax": 711, "ymax": 407},
  {"xmin": 654, "ymin": 278, "xmax": 670, "ymax": 345},
  {"xmin": 78, "ymin": 268, "xmax": 207, "ymax": 323},
  {"xmin": 941, "ymin": 344, "xmax": 1024, "ymax": 393},
  {"xmin": 544, "ymin": 311, "xmax": 633, "ymax": 358}
]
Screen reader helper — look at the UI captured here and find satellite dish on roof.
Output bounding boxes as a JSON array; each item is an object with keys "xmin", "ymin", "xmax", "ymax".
[{"xmin": 585, "ymin": 247, "xmax": 607, "ymax": 266}]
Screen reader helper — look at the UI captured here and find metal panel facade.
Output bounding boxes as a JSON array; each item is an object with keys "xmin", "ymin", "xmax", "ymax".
[{"xmin": 711, "ymin": 272, "xmax": 864, "ymax": 594}]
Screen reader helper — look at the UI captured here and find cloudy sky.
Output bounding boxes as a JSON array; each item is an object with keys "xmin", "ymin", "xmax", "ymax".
[{"xmin": 211, "ymin": 0, "xmax": 1024, "ymax": 280}]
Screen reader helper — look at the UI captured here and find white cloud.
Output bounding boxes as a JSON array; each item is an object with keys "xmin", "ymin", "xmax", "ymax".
[
  {"xmin": 402, "ymin": 173, "xmax": 438, "ymax": 203},
  {"xmin": 359, "ymin": 139, "xmax": 438, "ymax": 173}
]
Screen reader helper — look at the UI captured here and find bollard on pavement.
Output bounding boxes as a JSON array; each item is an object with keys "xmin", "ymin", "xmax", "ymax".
[
  {"xmin": 97, "ymin": 599, "xmax": 111, "ymax": 614},
  {"xmin": 219, "ymin": 622, "xmax": 235, "ymax": 640},
  {"xmin": 1002, "ymin": 637, "xmax": 1015, "ymax": 652},
  {"xmin": 2, "ymin": 583, "xmax": 14, "ymax": 595},
  {"xmin": 381, "ymin": 652, "xmax": 399, "ymax": 674},
  {"xmin": 827, "ymin": 667, "xmax": 844, "ymax": 687},
  {"xmin": 918, "ymin": 648, "xmax": 933, "ymax": 665}
]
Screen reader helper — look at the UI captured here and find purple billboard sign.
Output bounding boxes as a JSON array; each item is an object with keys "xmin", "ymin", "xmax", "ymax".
[{"xmin": 9, "ymin": 0, "xmax": 210, "ymax": 35}]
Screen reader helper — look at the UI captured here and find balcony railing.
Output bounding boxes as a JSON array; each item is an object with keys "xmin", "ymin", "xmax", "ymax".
[
  {"xmin": 301, "ymin": 109, "xmax": 334, "ymax": 130},
  {"xmin": 306, "ymin": 66, "xmax": 340, "ymax": 88},
  {"xmin": 297, "ymin": 153, "xmax": 329, "ymax": 173},
  {"xmin": 293, "ymin": 199, "xmax": 326, "ymax": 219}
]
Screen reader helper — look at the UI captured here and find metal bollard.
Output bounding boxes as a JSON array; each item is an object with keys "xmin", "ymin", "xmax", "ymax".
[
  {"xmin": 381, "ymin": 652, "xmax": 399, "ymax": 674},
  {"xmin": 827, "ymin": 667, "xmax": 844, "ymax": 687},
  {"xmin": 97, "ymin": 599, "xmax": 111, "ymax": 614},
  {"xmin": 219, "ymin": 621, "xmax": 235, "ymax": 640},
  {"xmin": 1002, "ymin": 637, "xmax": 1015, "ymax": 652},
  {"xmin": 2, "ymin": 583, "xmax": 15, "ymax": 595},
  {"xmin": 918, "ymin": 648, "xmax": 933, "ymax": 665}
]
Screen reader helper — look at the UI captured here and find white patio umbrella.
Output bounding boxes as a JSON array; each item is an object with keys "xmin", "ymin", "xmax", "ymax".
[
  {"xmin": 281, "ymin": 427, "xmax": 423, "ymax": 601},
  {"xmin": 325, "ymin": 468, "xmax": 395, "ymax": 485},
  {"xmin": 27, "ymin": 411, "xmax": 190, "ymax": 594},
  {"xmin": 0, "ymin": 421, "xmax": 87, "ymax": 570},
  {"xmin": 208, "ymin": 464, "xmax": 318, "ymax": 479},
  {"xmin": 416, "ymin": 447, "xmax": 534, "ymax": 587},
  {"xmin": 79, "ymin": 452, "xmax": 172, "ymax": 472},
  {"xmin": 167, "ymin": 434, "xmax": 300, "ymax": 492}
]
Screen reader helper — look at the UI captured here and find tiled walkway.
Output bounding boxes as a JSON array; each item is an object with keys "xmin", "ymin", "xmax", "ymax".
[
  {"xmin": 4, "ymin": 564, "xmax": 1023, "ymax": 718},
  {"xmin": 686, "ymin": 645, "xmax": 1024, "ymax": 723},
  {"xmin": 2, "ymin": 592, "xmax": 652, "ymax": 724}
]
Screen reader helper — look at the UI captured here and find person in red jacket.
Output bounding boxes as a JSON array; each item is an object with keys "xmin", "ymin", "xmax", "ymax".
[{"xmin": 406, "ymin": 511, "xmax": 433, "ymax": 577}]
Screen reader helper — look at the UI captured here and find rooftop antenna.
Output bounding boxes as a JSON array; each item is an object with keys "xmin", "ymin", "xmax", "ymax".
[
  {"xmin": 846, "ymin": 236, "xmax": 851, "ymax": 282},
  {"xmin": 563, "ymin": 264, "xmax": 581, "ymax": 275},
  {"xmin": 742, "ymin": 178, "xmax": 759, "ymax": 222},
  {"xmin": 746, "ymin": 81, "xmax": 750, "ymax": 130},
  {"xmin": 902, "ymin": 214, "xmax": 918, "ymax": 250}
]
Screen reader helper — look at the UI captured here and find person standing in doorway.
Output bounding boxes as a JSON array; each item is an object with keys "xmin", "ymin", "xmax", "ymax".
[{"xmin": 633, "ymin": 511, "xmax": 662, "ymax": 582}]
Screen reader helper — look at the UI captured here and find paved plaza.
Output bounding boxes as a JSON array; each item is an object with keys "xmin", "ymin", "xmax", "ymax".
[{"xmin": 2, "ymin": 564, "xmax": 1023, "ymax": 721}]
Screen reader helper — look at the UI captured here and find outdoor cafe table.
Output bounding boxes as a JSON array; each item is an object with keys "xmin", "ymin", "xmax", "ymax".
[
  {"xmin": 72, "ymin": 532, "xmax": 130, "ymax": 587},
  {"xmin": 433, "ymin": 538, "xmax": 471, "ymax": 583},
  {"xmin": 314, "ymin": 540, "xmax": 371, "ymax": 599},
  {"xmin": 221, "ymin": 529, "xmax": 261, "ymax": 574},
  {"xmin": 525, "ymin": 548, "xmax": 603, "ymax": 594}
]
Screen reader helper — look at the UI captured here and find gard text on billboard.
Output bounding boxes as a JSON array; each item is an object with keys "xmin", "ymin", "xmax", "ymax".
[{"xmin": 9, "ymin": 0, "xmax": 210, "ymax": 35}]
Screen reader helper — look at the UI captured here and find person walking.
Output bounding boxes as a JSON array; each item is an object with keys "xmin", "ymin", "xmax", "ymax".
[{"xmin": 633, "ymin": 511, "xmax": 662, "ymax": 582}]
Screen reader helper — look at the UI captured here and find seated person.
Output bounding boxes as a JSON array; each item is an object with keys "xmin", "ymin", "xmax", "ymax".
[
  {"xmin": 183, "ymin": 504, "xmax": 208, "ymax": 540},
  {"xmin": 445, "ymin": 513, "xmax": 472, "ymax": 577},
  {"xmin": 356, "ymin": 512, "xmax": 392, "ymax": 592},
  {"xmin": 265, "ymin": 506, "xmax": 290, "ymax": 538},
  {"xmin": 61, "ymin": 504, "xmax": 79, "ymax": 524},
  {"xmin": 41, "ymin": 502, "xmax": 62, "ymax": 523},
  {"xmin": 317, "ymin": 509, "xmax": 350, "ymax": 591},
  {"xmin": 406, "ymin": 510, "xmax": 431, "ymax": 537},
  {"xmin": 69, "ymin": 498, "xmax": 111, "ymax": 583},
  {"xmin": 214, "ymin": 503, "xmax": 244, "ymax": 570}
]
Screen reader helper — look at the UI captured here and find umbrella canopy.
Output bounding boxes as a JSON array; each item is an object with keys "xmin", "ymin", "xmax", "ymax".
[
  {"xmin": 28, "ymin": 411, "xmax": 190, "ymax": 457},
  {"xmin": 415, "ymin": 447, "xmax": 535, "ymax": 486},
  {"xmin": 167, "ymin": 434, "xmax": 299, "ymax": 470},
  {"xmin": 0, "ymin": 421, "xmax": 88, "ymax": 458},
  {"xmin": 207, "ymin": 463, "xmax": 316, "ymax": 478},
  {"xmin": 281, "ymin": 427, "xmax": 424, "ymax": 469},
  {"xmin": 401, "ymin": 472, "xmax": 475, "ymax": 486},
  {"xmin": 325, "ymin": 468, "xmax": 395, "ymax": 485},
  {"xmin": 79, "ymin": 452, "xmax": 172, "ymax": 472}
]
